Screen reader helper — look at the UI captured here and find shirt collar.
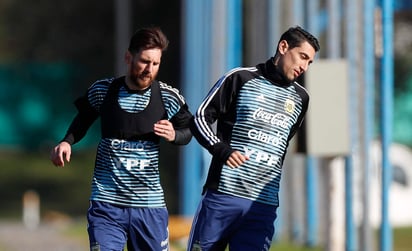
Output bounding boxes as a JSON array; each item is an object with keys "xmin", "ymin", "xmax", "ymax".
[{"xmin": 257, "ymin": 57, "xmax": 291, "ymax": 86}]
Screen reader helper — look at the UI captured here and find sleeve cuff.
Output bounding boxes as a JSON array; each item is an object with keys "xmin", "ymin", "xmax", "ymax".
[{"xmin": 209, "ymin": 142, "xmax": 234, "ymax": 163}]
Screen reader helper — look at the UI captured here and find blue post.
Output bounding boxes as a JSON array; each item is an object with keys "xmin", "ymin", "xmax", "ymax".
[
  {"xmin": 290, "ymin": 0, "xmax": 308, "ymax": 242},
  {"xmin": 293, "ymin": 0, "xmax": 305, "ymax": 26},
  {"xmin": 305, "ymin": 157, "xmax": 318, "ymax": 247},
  {"xmin": 180, "ymin": 0, "xmax": 206, "ymax": 216},
  {"xmin": 292, "ymin": 0, "xmax": 305, "ymax": 242},
  {"xmin": 345, "ymin": 0, "xmax": 359, "ymax": 250},
  {"xmin": 267, "ymin": 0, "xmax": 281, "ymax": 56},
  {"xmin": 305, "ymin": 0, "xmax": 320, "ymax": 247},
  {"xmin": 326, "ymin": 0, "xmax": 341, "ymax": 58},
  {"xmin": 344, "ymin": 157, "xmax": 356, "ymax": 251},
  {"xmin": 379, "ymin": 0, "xmax": 393, "ymax": 250},
  {"xmin": 226, "ymin": 0, "xmax": 242, "ymax": 69},
  {"xmin": 362, "ymin": 0, "xmax": 376, "ymax": 249}
]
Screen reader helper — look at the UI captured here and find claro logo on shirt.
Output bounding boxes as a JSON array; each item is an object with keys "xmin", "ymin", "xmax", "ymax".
[
  {"xmin": 247, "ymin": 129, "xmax": 283, "ymax": 147},
  {"xmin": 111, "ymin": 139, "xmax": 146, "ymax": 151}
]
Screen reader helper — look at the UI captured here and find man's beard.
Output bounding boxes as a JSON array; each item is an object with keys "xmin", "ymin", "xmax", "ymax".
[
  {"xmin": 129, "ymin": 70, "xmax": 156, "ymax": 88},
  {"xmin": 129, "ymin": 60, "xmax": 156, "ymax": 87}
]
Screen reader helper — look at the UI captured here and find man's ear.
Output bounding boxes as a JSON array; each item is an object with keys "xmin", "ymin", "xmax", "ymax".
[
  {"xmin": 125, "ymin": 51, "xmax": 132, "ymax": 64},
  {"xmin": 278, "ymin": 40, "xmax": 289, "ymax": 55}
]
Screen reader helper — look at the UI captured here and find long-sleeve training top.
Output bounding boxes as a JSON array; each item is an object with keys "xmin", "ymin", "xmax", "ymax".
[
  {"xmin": 191, "ymin": 58, "xmax": 309, "ymax": 207},
  {"xmin": 62, "ymin": 77, "xmax": 192, "ymax": 208}
]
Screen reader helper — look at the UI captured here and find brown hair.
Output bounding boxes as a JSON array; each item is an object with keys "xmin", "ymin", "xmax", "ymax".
[
  {"xmin": 128, "ymin": 27, "xmax": 169, "ymax": 54},
  {"xmin": 278, "ymin": 26, "xmax": 320, "ymax": 52}
]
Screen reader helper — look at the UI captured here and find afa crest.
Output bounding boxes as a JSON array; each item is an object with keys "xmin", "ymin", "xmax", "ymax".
[{"xmin": 284, "ymin": 99, "xmax": 295, "ymax": 114}]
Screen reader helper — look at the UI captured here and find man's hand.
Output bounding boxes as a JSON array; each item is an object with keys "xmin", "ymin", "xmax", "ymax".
[
  {"xmin": 154, "ymin": 120, "xmax": 176, "ymax": 142},
  {"xmin": 226, "ymin": 151, "xmax": 249, "ymax": 168},
  {"xmin": 50, "ymin": 141, "xmax": 72, "ymax": 167}
]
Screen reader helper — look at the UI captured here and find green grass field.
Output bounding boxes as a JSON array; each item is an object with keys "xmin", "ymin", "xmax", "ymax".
[{"xmin": 1, "ymin": 150, "xmax": 411, "ymax": 250}]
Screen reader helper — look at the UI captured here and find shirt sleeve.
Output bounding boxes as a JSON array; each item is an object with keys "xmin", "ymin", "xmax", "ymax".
[
  {"xmin": 190, "ymin": 70, "xmax": 245, "ymax": 163},
  {"xmin": 170, "ymin": 103, "xmax": 192, "ymax": 145},
  {"xmin": 288, "ymin": 83, "xmax": 310, "ymax": 141},
  {"xmin": 159, "ymin": 81, "xmax": 193, "ymax": 145},
  {"xmin": 60, "ymin": 80, "xmax": 109, "ymax": 145},
  {"xmin": 60, "ymin": 94, "xmax": 99, "ymax": 145}
]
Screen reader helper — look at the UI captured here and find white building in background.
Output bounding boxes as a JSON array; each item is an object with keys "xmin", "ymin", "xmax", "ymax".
[
  {"xmin": 279, "ymin": 141, "xmax": 412, "ymax": 251},
  {"xmin": 365, "ymin": 141, "xmax": 412, "ymax": 227},
  {"xmin": 324, "ymin": 141, "xmax": 412, "ymax": 251}
]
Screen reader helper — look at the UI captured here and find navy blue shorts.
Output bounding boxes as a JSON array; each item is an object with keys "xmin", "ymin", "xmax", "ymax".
[
  {"xmin": 87, "ymin": 200, "xmax": 169, "ymax": 251},
  {"xmin": 187, "ymin": 190, "xmax": 278, "ymax": 251}
]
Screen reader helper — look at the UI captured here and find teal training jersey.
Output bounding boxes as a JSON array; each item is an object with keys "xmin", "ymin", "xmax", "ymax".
[
  {"xmin": 87, "ymin": 78, "xmax": 187, "ymax": 207},
  {"xmin": 191, "ymin": 59, "xmax": 309, "ymax": 206}
]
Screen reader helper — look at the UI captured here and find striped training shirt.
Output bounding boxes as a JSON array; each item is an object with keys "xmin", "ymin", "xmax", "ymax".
[
  {"xmin": 87, "ymin": 78, "xmax": 187, "ymax": 208},
  {"xmin": 191, "ymin": 59, "xmax": 309, "ymax": 206}
]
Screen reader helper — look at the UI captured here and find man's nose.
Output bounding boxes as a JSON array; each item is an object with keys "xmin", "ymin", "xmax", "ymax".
[
  {"xmin": 301, "ymin": 62, "xmax": 309, "ymax": 72},
  {"xmin": 145, "ymin": 63, "xmax": 153, "ymax": 72}
]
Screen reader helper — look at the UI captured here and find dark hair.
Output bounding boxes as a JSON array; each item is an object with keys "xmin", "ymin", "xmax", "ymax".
[
  {"xmin": 128, "ymin": 27, "xmax": 169, "ymax": 54},
  {"xmin": 278, "ymin": 26, "xmax": 320, "ymax": 52}
]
